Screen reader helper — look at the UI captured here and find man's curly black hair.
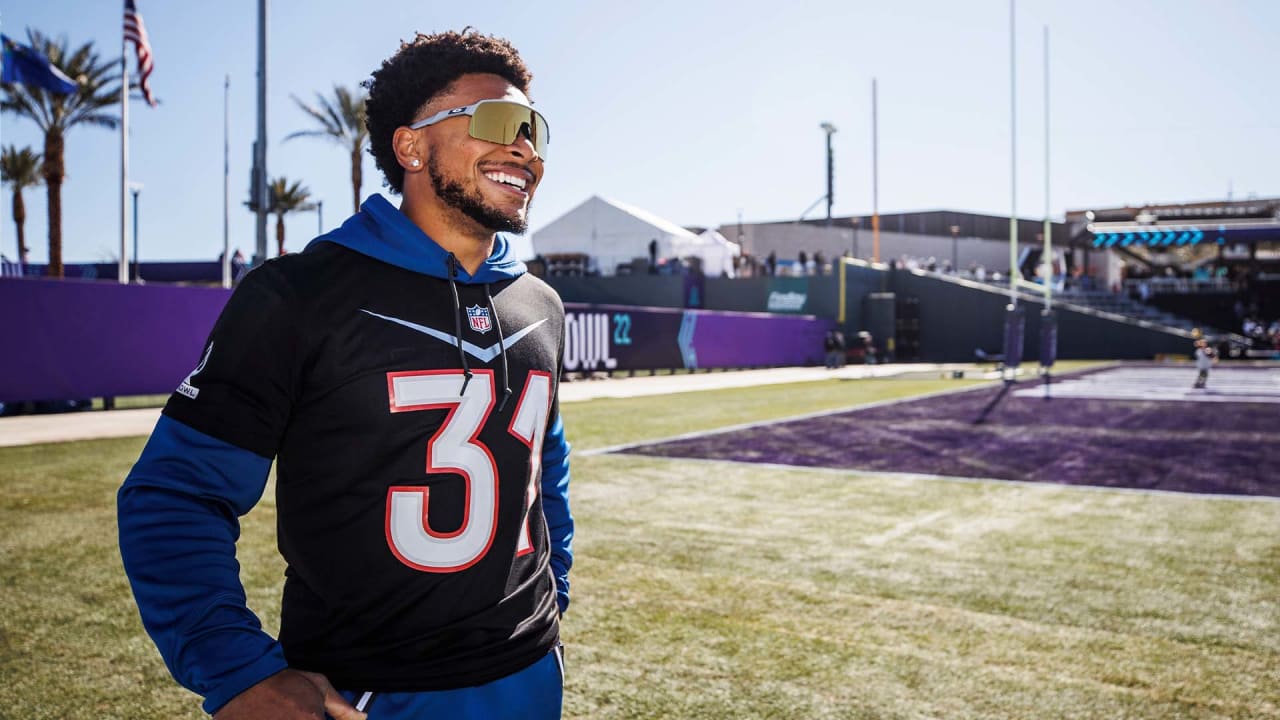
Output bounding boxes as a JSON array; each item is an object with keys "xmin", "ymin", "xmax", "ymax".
[{"xmin": 364, "ymin": 29, "xmax": 533, "ymax": 195}]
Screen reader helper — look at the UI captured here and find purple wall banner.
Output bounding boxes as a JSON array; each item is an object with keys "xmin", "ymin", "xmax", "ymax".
[
  {"xmin": 563, "ymin": 302, "xmax": 831, "ymax": 372},
  {"xmin": 1, "ymin": 281, "xmax": 833, "ymax": 403},
  {"xmin": 0, "ymin": 278, "xmax": 229, "ymax": 403}
]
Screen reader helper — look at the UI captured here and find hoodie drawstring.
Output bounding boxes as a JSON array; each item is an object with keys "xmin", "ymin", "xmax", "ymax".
[
  {"xmin": 445, "ymin": 254, "xmax": 474, "ymax": 397},
  {"xmin": 486, "ymin": 283, "xmax": 513, "ymax": 413}
]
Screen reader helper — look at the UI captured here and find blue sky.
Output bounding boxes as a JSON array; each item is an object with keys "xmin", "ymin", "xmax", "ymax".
[{"xmin": 1, "ymin": 0, "xmax": 1276, "ymax": 263}]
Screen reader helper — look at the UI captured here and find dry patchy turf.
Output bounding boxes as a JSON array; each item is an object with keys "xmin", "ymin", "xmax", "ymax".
[{"xmin": 1, "ymin": 374, "xmax": 1277, "ymax": 719}]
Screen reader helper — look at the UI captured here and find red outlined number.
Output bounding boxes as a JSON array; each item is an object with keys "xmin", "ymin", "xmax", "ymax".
[
  {"xmin": 508, "ymin": 371, "xmax": 552, "ymax": 556},
  {"xmin": 385, "ymin": 369, "xmax": 551, "ymax": 573}
]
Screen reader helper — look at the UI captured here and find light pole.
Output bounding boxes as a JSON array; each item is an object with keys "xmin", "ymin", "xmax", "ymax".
[
  {"xmin": 130, "ymin": 183, "xmax": 143, "ymax": 283},
  {"xmin": 317, "ymin": 199, "xmax": 324, "ymax": 236},
  {"xmin": 223, "ymin": 74, "xmax": 231, "ymax": 289},
  {"xmin": 950, "ymin": 224, "xmax": 960, "ymax": 272},
  {"xmin": 820, "ymin": 122, "xmax": 837, "ymax": 226},
  {"xmin": 852, "ymin": 216, "xmax": 861, "ymax": 258},
  {"xmin": 253, "ymin": 0, "xmax": 269, "ymax": 267}
]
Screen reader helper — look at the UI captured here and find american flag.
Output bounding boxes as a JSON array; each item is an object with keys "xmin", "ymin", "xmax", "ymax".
[{"xmin": 123, "ymin": 0, "xmax": 155, "ymax": 107}]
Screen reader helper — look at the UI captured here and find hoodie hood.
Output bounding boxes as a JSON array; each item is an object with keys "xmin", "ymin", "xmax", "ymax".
[{"xmin": 305, "ymin": 194, "xmax": 527, "ymax": 284}]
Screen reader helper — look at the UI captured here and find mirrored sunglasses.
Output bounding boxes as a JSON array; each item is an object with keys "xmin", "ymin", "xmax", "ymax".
[{"xmin": 408, "ymin": 99, "xmax": 549, "ymax": 159}]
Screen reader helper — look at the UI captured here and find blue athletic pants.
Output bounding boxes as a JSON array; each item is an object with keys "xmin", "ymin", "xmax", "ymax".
[{"xmin": 334, "ymin": 646, "xmax": 564, "ymax": 720}]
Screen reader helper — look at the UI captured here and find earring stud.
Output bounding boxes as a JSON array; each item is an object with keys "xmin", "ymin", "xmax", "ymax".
[{"xmin": 410, "ymin": 159, "xmax": 420, "ymax": 167}]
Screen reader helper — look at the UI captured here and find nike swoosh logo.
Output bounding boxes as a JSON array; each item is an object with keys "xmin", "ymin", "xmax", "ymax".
[{"xmin": 361, "ymin": 309, "xmax": 547, "ymax": 363}]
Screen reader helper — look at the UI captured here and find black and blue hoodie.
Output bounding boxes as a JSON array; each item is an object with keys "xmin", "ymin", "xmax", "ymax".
[{"xmin": 119, "ymin": 194, "xmax": 573, "ymax": 713}]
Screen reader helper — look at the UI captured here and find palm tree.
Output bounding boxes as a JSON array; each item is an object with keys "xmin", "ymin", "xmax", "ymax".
[
  {"xmin": 267, "ymin": 177, "xmax": 315, "ymax": 256},
  {"xmin": 0, "ymin": 145, "xmax": 43, "ymax": 265},
  {"xmin": 0, "ymin": 30, "xmax": 120, "ymax": 278},
  {"xmin": 285, "ymin": 85, "xmax": 367, "ymax": 214}
]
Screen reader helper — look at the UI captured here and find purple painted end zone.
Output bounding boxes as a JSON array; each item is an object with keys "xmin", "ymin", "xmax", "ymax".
[
  {"xmin": 623, "ymin": 371, "xmax": 1280, "ymax": 497},
  {"xmin": 0, "ymin": 277, "xmax": 229, "ymax": 402}
]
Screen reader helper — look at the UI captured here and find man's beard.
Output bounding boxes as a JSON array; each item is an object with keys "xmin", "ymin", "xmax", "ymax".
[{"xmin": 428, "ymin": 154, "xmax": 530, "ymax": 234}]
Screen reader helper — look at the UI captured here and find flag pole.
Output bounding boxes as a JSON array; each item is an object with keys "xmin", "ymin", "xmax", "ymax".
[
  {"xmin": 1008, "ymin": 0, "xmax": 1017, "ymax": 307},
  {"xmin": 253, "ymin": 0, "xmax": 269, "ymax": 267},
  {"xmin": 223, "ymin": 74, "xmax": 231, "ymax": 288},
  {"xmin": 120, "ymin": 9, "xmax": 130, "ymax": 285},
  {"xmin": 871, "ymin": 77, "xmax": 879, "ymax": 264},
  {"xmin": 1042, "ymin": 25, "xmax": 1052, "ymax": 312},
  {"xmin": 1, "ymin": 16, "xmax": 7, "ymax": 273}
]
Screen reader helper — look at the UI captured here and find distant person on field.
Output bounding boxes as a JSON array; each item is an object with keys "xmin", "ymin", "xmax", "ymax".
[
  {"xmin": 1193, "ymin": 338, "xmax": 1217, "ymax": 389},
  {"xmin": 823, "ymin": 329, "xmax": 844, "ymax": 369}
]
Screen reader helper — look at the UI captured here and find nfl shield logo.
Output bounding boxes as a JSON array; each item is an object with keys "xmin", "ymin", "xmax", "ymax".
[{"xmin": 466, "ymin": 305, "xmax": 493, "ymax": 334}]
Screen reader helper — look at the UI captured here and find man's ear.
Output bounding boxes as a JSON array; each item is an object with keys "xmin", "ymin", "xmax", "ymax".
[{"xmin": 393, "ymin": 126, "xmax": 425, "ymax": 173}]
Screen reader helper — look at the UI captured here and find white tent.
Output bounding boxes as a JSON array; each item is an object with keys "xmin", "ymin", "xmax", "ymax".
[
  {"xmin": 532, "ymin": 195, "xmax": 717, "ymax": 276},
  {"xmin": 695, "ymin": 229, "xmax": 742, "ymax": 278}
]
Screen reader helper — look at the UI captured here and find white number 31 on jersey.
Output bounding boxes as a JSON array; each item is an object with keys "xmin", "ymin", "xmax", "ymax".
[{"xmin": 384, "ymin": 369, "xmax": 551, "ymax": 572}]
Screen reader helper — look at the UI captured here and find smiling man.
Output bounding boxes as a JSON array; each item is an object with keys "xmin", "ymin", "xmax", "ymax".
[{"xmin": 118, "ymin": 31, "xmax": 573, "ymax": 720}]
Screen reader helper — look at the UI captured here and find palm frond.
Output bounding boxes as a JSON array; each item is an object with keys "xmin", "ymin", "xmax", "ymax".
[
  {"xmin": 69, "ymin": 113, "xmax": 120, "ymax": 131},
  {"xmin": 267, "ymin": 176, "xmax": 314, "ymax": 213},
  {"xmin": 293, "ymin": 94, "xmax": 339, "ymax": 130},
  {"xmin": 283, "ymin": 129, "xmax": 333, "ymax": 142},
  {"xmin": 5, "ymin": 30, "xmax": 122, "ymax": 136},
  {"xmin": 318, "ymin": 93, "xmax": 345, "ymax": 137},
  {"xmin": 2, "ymin": 87, "xmax": 54, "ymax": 130},
  {"xmin": 288, "ymin": 85, "xmax": 368, "ymax": 145},
  {"xmin": 1, "ymin": 145, "xmax": 44, "ymax": 188}
]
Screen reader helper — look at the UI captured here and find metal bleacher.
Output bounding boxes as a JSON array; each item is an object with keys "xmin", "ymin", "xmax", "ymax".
[{"xmin": 1054, "ymin": 287, "xmax": 1234, "ymax": 338}]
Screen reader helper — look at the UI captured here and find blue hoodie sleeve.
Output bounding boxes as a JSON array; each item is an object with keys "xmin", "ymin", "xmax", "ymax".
[
  {"xmin": 118, "ymin": 416, "xmax": 288, "ymax": 714},
  {"xmin": 540, "ymin": 412, "xmax": 574, "ymax": 614}
]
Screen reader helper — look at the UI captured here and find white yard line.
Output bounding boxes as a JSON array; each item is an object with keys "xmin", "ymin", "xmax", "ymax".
[
  {"xmin": 1013, "ymin": 366, "xmax": 1280, "ymax": 403},
  {"xmin": 579, "ymin": 380, "xmax": 1000, "ymax": 457},
  {"xmin": 0, "ymin": 362, "xmax": 1097, "ymax": 449},
  {"xmin": 863, "ymin": 510, "xmax": 952, "ymax": 546},
  {"xmin": 610, "ymin": 454, "xmax": 1280, "ymax": 504},
  {"xmin": 557, "ymin": 363, "xmax": 975, "ymax": 402},
  {"xmin": 0, "ymin": 364, "xmax": 964, "ymax": 448}
]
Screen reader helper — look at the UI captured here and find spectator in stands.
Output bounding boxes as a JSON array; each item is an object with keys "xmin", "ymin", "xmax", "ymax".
[
  {"xmin": 813, "ymin": 250, "xmax": 825, "ymax": 275},
  {"xmin": 767, "ymin": 251, "xmax": 777, "ymax": 276},
  {"xmin": 798, "ymin": 250, "xmax": 808, "ymax": 275}
]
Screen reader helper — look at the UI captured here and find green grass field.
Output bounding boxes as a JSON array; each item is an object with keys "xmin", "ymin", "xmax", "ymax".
[{"xmin": 2, "ymin": 374, "xmax": 1277, "ymax": 719}]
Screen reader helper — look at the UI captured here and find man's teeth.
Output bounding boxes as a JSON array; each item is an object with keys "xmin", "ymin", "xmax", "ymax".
[{"xmin": 485, "ymin": 172, "xmax": 527, "ymax": 190}]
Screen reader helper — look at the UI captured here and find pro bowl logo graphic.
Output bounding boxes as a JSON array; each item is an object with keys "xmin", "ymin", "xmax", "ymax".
[
  {"xmin": 466, "ymin": 305, "xmax": 493, "ymax": 334},
  {"xmin": 563, "ymin": 312, "xmax": 619, "ymax": 371},
  {"xmin": 176, "ymin": 342, "xmax": 213, "ymax": 400}
]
